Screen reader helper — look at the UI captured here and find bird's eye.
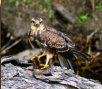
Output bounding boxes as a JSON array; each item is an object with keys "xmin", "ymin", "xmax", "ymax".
[{"xmin": 31, "ymin": 21, "xmax": 35, "ymax": 23}]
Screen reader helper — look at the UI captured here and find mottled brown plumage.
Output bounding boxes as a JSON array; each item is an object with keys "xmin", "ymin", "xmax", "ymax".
[
  {"xmin": 39, "ymin": 29, "xmax": 69, "ymax": 53},
  {"xmin": 28, "ymin": 17, "xmax": 90, "ymax": 73}
]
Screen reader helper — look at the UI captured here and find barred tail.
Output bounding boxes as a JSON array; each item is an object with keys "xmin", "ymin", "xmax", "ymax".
[{"xmin": 58, "ymin": 54, "xmax": 78, "ymax": 74}]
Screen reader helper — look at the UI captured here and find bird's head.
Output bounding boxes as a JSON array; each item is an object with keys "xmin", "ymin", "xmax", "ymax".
[
  {"xmin": 28, "ymin": 17, "xmax": 44, "ymax": 40},
  {"xmin": 31, "ymin": 17, "xmax": 44, "ymax": 32}
]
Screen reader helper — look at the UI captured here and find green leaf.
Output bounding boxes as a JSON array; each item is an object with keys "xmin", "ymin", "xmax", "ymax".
[
  {"xmin": 26, "ymin": 0, "xmax": 31, "ymax": 4},
  {"xmin": 48, "ymin": 9, "xmax": 52, "ymax": 18},
  {"xmin": 80, "ymin": 15, "xmax": 87, "ymax": 21},
  {"xmin": 4, "ymin": 7, "xmax": 10, "ymax": 11},
  {"xmin": 16, "ymin": 1, "xmax": 20, "ymax": 6},
  {"xmin": 77, "ymin": 13, "xmax": 88, "ymax": 23},
  {"xmin": 44, "ymin": 0, "xmax": 50, "ymax": 4},
  {"xmin": 95, "ymin": 6, "xmax": 102, "ymax": 11},
  {"xmin": 80, "ymin": 13, "xmax": 88, "ymax": 21},
  {"xmin": 18, "ymin": 12, "xmax": 22, "ymax": 17},
  {"xmin": 77, "ymin": 19, "xmax": 81, "ymax": 23},
  {"xmin": 7, "ymin": 0, "xmax": 14, "ymax": 3}
]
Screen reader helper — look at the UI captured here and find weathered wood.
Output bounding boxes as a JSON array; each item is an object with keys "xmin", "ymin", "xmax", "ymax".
[
  {"xmin": 33, "ymin": 66, "xmax": 102, "ymax": 89},
  {"xmin": 1, "ymin": 56, "xmax": 102, "ymax": 89}
]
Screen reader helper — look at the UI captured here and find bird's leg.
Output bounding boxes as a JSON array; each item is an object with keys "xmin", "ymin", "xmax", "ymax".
[
  {"xmin": 41, "ymin": 53, "xmax": 53, "ymax": 69},
  {"xmin": 30, "ymin": 51, "xmax": 47, "ymax": 61},
  {"xmin": 37, "ymin": 51, "xmax": 47, "ymax": 59}
]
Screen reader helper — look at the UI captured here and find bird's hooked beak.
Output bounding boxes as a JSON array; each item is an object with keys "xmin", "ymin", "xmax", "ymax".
[{"xmin": 35, "ymin": 23, "xmax": 39, "ymax": 27}]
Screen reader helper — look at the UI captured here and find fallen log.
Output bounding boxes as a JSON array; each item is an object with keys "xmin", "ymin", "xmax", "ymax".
[{"xmin": 1, "ymin": 56, "xmax": 102, "ymax": 89}]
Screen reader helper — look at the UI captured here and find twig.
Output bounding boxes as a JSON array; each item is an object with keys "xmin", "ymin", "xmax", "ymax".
[
  {"xmin": 28, "ymin": 39, "xmax": 35, "ymax": 49},
  {"xmin": 1, "ymin": 38, "xmax": 22, "ymax": 55},
  {"xmin": 87, "ymin": 29, "xmax": 98, "ymax": 43}
]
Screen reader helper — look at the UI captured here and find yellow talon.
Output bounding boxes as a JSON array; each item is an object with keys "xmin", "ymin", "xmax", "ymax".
[
  {"xmin": 30, "ymin": 57, "xmax": 35, "ymax": 61},
  {"xmin": 37, "ymin": 55, "xmax": 42, "ymax": 59},
  {"xmin": 30, "ymin": 55, "xmax": 42, "ymax": 61},
  {"xmin": 30, "ymin": 56, "xmax": 37, "ymax": 61},
  {"xmin": 40, "ymin": 64, "xmax": 49, "ymax": 69}
]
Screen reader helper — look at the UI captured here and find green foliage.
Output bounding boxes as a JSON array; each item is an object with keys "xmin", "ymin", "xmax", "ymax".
[
  {"xmin": 43, "ymin": 0, "xmax": 53, "ymax": 18},
  {"xmin": 48, "ymin": 9, "xmax": 53, "ymax": 18},
  {"xmin": 40, "ymin": 5, "xmax": 44, "ymax": 14},
  {"xmin": 4, "ymin": 0, "xmax": 53, "ymax": 18},
  {"xmin": 95, "ymin": 1, "xmax": 102, "ymax": 11},
  {"xmin": 79, "ymin": 8, "xmax": 83, "ymax": 12},
  {"xmin": 77, "ymin": 14, "xmax": 88, "ymax": 23},
  {"xmin": 25, "ymin": 0, "xmax": 31, "ymax": 5},
  {"xmin": 7, "ymin": 0, "xmax": 14, "ymax": 4},
  {"xmin": 95, "ymin": 6, "xmax": 102, "ymax": 11},
  {"xmin": 44, "ymin": 0, "xmax": 50, "ymax": 4},
  {"xmin": 82, "ymin": 0, "xmax": 86, "ymax": 5},
  {"xmin": 4, "ymin": 7, "xmax": 10, "ymax": 11},
  {"xmin": 92, "ymin": 14, "xmax": 98, "ymax": 21},
  {"xmin": 18, "ymin": 12, "xmax": 22, "ymax": 17},
  {"xmin": 16, "ymin": 0, "xmax": 20, "ymax": 7}
]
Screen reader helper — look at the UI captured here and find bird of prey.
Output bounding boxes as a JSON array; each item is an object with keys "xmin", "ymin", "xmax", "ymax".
[{"xmin": 28, "ymin": 17, "xmax": 90, "ymax": 73}]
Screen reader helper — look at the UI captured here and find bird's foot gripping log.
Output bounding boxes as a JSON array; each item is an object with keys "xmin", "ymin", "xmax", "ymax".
[
  {"xmin": 40, "ymin": 52, "xmax": 53, "ymax": 69},
  {"xmin": 40, "ymin": 64, "xmax": 49, "ymax": 69},
  {"xmin": 30, "ymin": 51, "xmax": 47, "ymax": 69},
  {"xmin": 30, "ymin": 51, "xmax": 47, "ymax": 61},
  {"xmin": 30, "ymin": 51, "xmax": 53, "ymax": 69}
]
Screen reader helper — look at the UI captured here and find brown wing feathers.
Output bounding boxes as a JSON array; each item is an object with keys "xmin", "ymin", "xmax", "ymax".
[{"xmin": 39, "ymin": 30, "xmax": 69, "ymax": 53}]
